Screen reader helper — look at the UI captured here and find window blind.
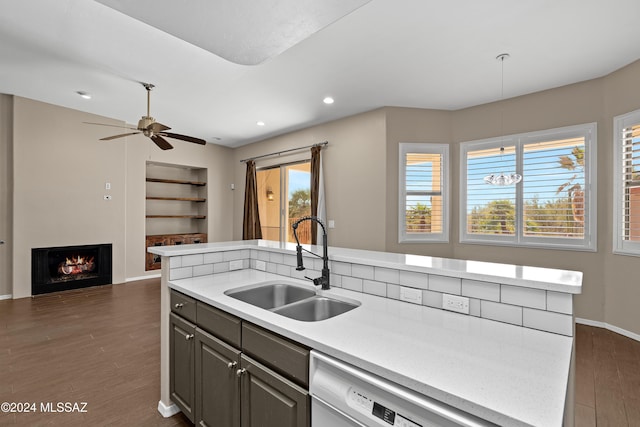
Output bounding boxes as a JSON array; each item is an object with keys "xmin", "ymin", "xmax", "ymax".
[
  {"xmin": 466, "ymin": 145, "xmax": 517, "ymax": 235},
  {"xmin": 622, "ymin": 124, "xmax": 640, "ymax": 242},
  {"xmin": 461, "ymin": 122, "xmax": 595, "ymax": 250},
  {"xmin": 523, "ymin": 137, "xmax": 585, "ymax": 239},
  {"xmin": 405, "ymin": 152, "xmax": 442, "ymax": 234}
]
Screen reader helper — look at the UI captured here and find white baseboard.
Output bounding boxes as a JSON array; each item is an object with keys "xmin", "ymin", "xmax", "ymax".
[
  {"xmin": 157, "ymin": 400, "xmax": 180, "ymax": 418},
  {"xmin": 576, "ymin": 317, "xmax": 640, "ymax": 342},
  {"xmin": 126, "ymin": 274, "xmax": 161, "ymax": 282},
  {"xmin": 0, "ymin": 294, "xmax": 12, "ymax": 300}
]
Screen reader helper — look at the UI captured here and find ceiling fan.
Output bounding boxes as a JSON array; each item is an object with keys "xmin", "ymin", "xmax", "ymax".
[{"xmin": 86, "ymin": 83, "xmax": 206, "ymax": 150}]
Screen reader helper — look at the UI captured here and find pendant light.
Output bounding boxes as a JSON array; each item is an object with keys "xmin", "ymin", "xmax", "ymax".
[{"xmin": 484, "ymin": 53, "xmax": 522, "ymax": 186}]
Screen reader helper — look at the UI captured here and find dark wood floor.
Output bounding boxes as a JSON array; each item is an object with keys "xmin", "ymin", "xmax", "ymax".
[
  {"xmin": 1, "ymin": 279, "xmax": 638, "ymax": 426},
  {"xmin": 575, "ymin": 322, "xmax": 640, "ymax": 426},
  {"xmin": 0, "ymin": 278, "xmax": 191, "ymax": 426}
]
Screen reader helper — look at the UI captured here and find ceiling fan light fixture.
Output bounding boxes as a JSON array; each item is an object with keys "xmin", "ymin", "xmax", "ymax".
[{"xmin": 87, "ymin": 83, "xmax": 206, "ymax": 150}]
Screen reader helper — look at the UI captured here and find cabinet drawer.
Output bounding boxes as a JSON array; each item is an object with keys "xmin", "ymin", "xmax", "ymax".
[
  {"xmin": 241, "ymin": 323, "xmax": 310, "ymax": 388},
  {"xmin": 171, "ymin": 290, "xmax": 197, "ymax": 323},
  {"xmin": 196, "ymin": 301, "xmax": 242, "ymax": 348}
]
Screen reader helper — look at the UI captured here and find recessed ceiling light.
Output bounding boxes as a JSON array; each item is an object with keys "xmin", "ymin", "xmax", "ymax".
[
  {"xmin": 256, "ymin": 121, "xmax": 265, "ymax": 126},
  {"xmin": 323, "ymin": 96, "xmax": 334, "ymax": 104},
  {"xmin": 76, "ymin": 91, "xmax": 91, "ymax": 99}
]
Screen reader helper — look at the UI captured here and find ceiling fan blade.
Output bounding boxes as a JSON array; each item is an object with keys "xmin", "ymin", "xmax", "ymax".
[
  {"xmin": 161, "ymin": 132, "xmax": 207, "ymax": 145},
  {"xmin": 84, "ymin": 121, "xmax": 138, "ymax": 131},
  {"xmin": 147, "ymin": 122, "xmax": 171, "ymax": 133},
  {"xmin": 150, "ymin": 135, "xmax": 173, "ymax": 150},
  {"xmin": 100, "ymin": 132, "xmax": 141, "ymax": 141}
]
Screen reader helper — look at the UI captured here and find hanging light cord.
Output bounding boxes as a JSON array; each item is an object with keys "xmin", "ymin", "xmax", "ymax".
[{"xmin": 483, "ymin": 53, "xmax": 522, "ymax": 186}]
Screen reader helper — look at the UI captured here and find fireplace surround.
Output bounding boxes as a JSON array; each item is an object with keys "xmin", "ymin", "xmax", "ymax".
[{"xmin": 32, "ymin": 243, "xmax": 112, "ymax": 295}]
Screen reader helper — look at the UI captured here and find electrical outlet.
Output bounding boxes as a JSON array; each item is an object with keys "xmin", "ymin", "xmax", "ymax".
[
  {"xmin": 229, "ymin": 260, "xmax": 244, "ymax": 270},
  {"xmin": 442, "ymin": 294, "xmax": 470, "ymax": 314},
  {"xmin": 400, "ymin": 286, "xmax": 422, "ymax": 305}
]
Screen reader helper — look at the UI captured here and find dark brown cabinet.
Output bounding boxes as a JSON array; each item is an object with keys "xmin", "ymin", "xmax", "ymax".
[
  {"xmin": 195, "ymin": 328, "xmax": 241, "ymax": 427},
  {"xmin": 239, "ymin": 354, "xmax": 309, "ymax": 427},
  {"xmin": 169, "ymin": 313, "xmax": 196, "ymax": 423},
  {"xmin": 169, "ymin": 290, "xmax": 310, "ymax": 427},
  {"xmin": 145, "ymin": 233, "xmax": 207, "ymax": 270}
]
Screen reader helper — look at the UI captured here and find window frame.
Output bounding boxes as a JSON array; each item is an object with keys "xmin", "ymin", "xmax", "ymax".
[
  {"xmin": 398, "ymin": 142, "xmax": 449, "ymax": 243},
  {"xmin": 460, "ymin": 123, "xmax": 597, "ymax": 251},
  {"xmin": 613, "ymin": 109, "xmax": 640, "ymax": 256}
]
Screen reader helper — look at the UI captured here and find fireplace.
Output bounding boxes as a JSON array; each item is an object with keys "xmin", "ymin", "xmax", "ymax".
[{"xmin": 32, "ymin": 244, "xmax": 112, "ymax": 295}]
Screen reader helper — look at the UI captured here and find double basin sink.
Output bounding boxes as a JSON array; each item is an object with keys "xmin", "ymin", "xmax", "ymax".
[{"xmin": 224, "ymin": 281, "xmax": 360, "ymax": 322}]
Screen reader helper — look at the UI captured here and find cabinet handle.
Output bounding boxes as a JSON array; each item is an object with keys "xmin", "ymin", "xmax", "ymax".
[
  {"xmin": 236, "ymin": 368, "xmax": 246, "ymax": 377},
  {"xmin": 227, "ymin": 361, "xmax": 237, "ymax": 369},
  {"xmin": 185, "ymin": 334, "xmax": 194, "ymax": 340},
  {"xmin": 174, "ymin": 303, "xmax": 184, "ymax": 309}
]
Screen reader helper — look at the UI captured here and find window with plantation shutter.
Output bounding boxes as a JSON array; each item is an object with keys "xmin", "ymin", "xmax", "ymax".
[
  {"xmin": 465, "ymin": 142, "xmax": 517, "ymax": 238},
  {"xmin": 614, "ymin": 110, "xmax": 640, "ymax": 256},
  {"xmin": 461, "ymin": 123, "xmax": 596, "ymax": 250},
  {"xmin": 399, "ymin": 143, "xmax": 449, "ymax": 243}
]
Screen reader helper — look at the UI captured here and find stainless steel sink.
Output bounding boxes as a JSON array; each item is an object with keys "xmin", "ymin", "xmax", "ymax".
[
  {"xmin": 273, "ymin": 296, "xmax": 359, "ymax": 322},
  {"xmin": 224, "ymin": 282, "xmax": 316, "ymax": 309},
  {"xmin": 225, "ymin": 281, "xmax": 360, "ymax": 321}
]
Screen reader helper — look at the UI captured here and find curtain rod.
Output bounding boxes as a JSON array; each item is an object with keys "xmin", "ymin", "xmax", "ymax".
[{"xmin": 240, "ymin": 141, "xmax": 328, "ymax": 163}]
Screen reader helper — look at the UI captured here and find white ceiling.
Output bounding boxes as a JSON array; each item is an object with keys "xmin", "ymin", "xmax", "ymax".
[{"xmin": 1, "ymin": 0, "xmax": 640, "ymax": 148}]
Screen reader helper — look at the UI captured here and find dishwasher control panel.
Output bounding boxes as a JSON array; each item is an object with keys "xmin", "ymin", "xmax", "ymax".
[{"xmin": 348, "ymin": 388, "xmax": 423, "ymax": 427}]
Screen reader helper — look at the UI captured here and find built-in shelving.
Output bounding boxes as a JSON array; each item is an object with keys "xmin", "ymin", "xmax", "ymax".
[
  {"xmin": 145, "ymin": 177, "xmax": 206, "ymax": 186},
  {"xmin": 145, "ymin": 162, "xmax": 208, "ymax": 270},
  {"xmin": 146, "ymin": 215, "xmax": 207, "ymax": 219},
  {"xmin": 146, "ymin": 196, "xmax": 206, "ymax": 202}
]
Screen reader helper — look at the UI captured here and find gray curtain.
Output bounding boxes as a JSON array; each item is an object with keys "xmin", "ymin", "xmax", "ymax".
[
  {"xmin": 310, "ymin": 146, "xmax": 321, "ymax": 244},
  {"xmin": 242, "ymin": 160, "xmax": 263, "ymax": 240}
]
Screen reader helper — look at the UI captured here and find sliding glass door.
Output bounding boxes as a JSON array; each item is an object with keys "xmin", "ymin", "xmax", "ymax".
[{"xmin": 256, "ymin": 161, "xmax": 311, "ymax": 244}]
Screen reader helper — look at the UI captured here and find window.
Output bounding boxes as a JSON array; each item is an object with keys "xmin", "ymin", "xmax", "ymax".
[
  {"xmin": 614, "ymin": 109, "xmax": 640, "ymax": 256},
  {"xmin": 461, "ymin": 123, "xmax": 596, "ymax": 250},
  {"xmin": 256, "ymin": 161, "xmax": 311, "ymax": 244},
  {"xmin": 399, "ymin": 143, "xmax": 449, "ymax": 243}
]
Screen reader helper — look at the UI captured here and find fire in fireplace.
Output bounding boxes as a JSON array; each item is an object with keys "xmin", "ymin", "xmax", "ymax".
[
  {"xmin": 32, "ymin": 244, "xmax": 112, "ymax": 295},
  {"xmin": 55, "ymin": 253, "xmax": 96, "ymax": 281}
]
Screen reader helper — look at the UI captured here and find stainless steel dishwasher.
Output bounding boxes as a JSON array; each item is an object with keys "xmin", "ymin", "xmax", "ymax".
[{"xmin": 309, "ymin": 351, "xmax": 496, "ymax": 427}]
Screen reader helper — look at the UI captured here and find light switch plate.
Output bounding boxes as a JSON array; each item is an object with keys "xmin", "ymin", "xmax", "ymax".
[{"xmin": 400, "ymin": 286, "xmax": 422, "ymax": 305}]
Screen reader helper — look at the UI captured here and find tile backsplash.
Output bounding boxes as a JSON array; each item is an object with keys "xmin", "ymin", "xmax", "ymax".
[{"xmin": 166, "ymin": 248, "xmax": 574, "ymax": 337}]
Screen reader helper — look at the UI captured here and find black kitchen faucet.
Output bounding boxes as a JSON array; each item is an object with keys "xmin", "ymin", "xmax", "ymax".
[{"xmin": 292, "ymin": 216, "xmax": 330, "ymax": 290}]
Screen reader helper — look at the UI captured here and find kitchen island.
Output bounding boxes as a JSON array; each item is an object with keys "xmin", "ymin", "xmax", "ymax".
[{"xmin": 150, "ymin": 240, "xmax": 582, "ymax": 426}]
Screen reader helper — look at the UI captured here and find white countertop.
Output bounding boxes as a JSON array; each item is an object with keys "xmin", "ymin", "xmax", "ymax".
[
  {"xmin": 169, "ymin": 269, "xmax": 573, "ymax": 427},
  {"xmin": 150, "ymin": 240, "xmax": 583, "ymax": 293}
]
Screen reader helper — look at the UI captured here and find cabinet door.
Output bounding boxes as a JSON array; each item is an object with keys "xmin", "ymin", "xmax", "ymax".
[
  {"xmin": 240, "ymin": 354, "xmax": 309, "ymax": 427},
  {"xmin": 195, "ymin": 328, "xmax": 241, "ymax": 427},
  {"xmin": 170, "ymin": 313, "xmax": 196, "ymax": 423},
  {"xmin": 145, "ymin": 235, "xmax": 167, "ymax": 270}
]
